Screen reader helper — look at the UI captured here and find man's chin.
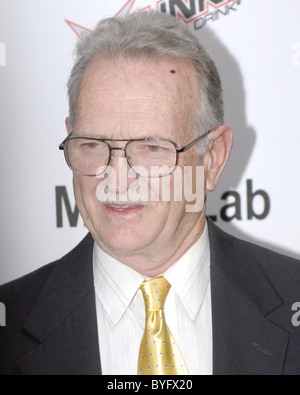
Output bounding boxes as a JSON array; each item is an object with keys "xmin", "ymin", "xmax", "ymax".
[
  {"xmin": 90, "ymin": 221, "xmax": 150, "ymax": 255},
  {"xmin": 97, "ymin": 235, "xmax": 148, "ymax": 258}
]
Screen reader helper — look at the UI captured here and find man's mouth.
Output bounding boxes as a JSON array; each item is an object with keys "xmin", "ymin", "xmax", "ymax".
[
  {"xmin": 104, "ymin": 202, "xmax": 146, "ymax": 215},
  {"xmin": 106, "ymin": 203, "xmax": 141, "ymax": 210}
]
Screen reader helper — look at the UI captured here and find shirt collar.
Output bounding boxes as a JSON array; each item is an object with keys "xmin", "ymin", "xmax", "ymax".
[
  {"xmin": 93, "ymin": 247, "xmax": 144, "ymax": 327},
  {"xmin": 164, "ymin": 221, "xmax": 210, "ymax": 321},
  {"xmin": 93, "ymin": 221, "xmax": 210, "ymax": 326}
]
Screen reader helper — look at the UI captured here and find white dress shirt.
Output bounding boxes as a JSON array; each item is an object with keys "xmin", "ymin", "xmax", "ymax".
[{"xmin": 93, "ymin": 221, "xmax": 212, "ymax": 375}]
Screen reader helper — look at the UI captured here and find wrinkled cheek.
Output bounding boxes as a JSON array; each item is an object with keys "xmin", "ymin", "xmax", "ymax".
[{"xmin": 73, "ymin": 175, "xmax": 99, "ymax": 221}]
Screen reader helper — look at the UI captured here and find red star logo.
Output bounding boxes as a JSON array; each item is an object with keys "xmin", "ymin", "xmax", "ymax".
[{"xmin": 65, "ymin": 0, "xmax": 141, "ymax": 38}]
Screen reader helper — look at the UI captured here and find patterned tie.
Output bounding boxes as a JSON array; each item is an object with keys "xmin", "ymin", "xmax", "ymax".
[{"xmin": 137, "ymin": 276, "xmax": 189, "ymax": 375}]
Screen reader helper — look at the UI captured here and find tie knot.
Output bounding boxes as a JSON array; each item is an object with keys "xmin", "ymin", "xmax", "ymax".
[{"xmin": 140, "ymin": 276, "xmax": 171, "ymax": 311}]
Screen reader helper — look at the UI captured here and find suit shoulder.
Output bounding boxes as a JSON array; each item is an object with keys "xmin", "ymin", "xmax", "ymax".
[
  {"xmin": 0, "ymin": 263, "xmax": 56, "ymax": 319},
  {"xmin": 209, "ymin": 219, "xmax": 300, "ymax": 269},
  {"xmin": 0, "ymin": 263, "xmax": 57, "ymax": 375},
  {"xmin": 0, "ymin": 234, "xmax": 93, "ymax": 374},
  {"xmin": 248, "ymin": 242, "xmax": 300, "ymax": 296},
  {"xmin": 0, "ymin": 233, "xmax": 93, "ymax": 321},
  {"xmin": 230, "ymin": 234, "xmax": 300, "ymax": 279},
  {"xmin": 208, "ymin": 219, "xmax": 300, "ymax": 294},
  {"xmin": 223, "ymin": 225, "xmax": 300, "ymax": 296}
]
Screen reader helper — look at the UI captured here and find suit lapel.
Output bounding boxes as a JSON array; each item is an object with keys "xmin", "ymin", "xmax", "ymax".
[
  {"xmin": 18, "ymin": 234, "xmax": 102, "ymax": 375},
  {"xmin": 208, "ymin": 220, "xmax": 290, "ymax": 375}
]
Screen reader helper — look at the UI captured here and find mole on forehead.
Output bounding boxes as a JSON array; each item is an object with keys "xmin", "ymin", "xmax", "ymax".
[
  {"xmin": 85, "ymin": 56, "xmax": 191, "ymax": 77},
  {"xmin": 78, "ymin": 59, "xmax": 197, "ymax": 111}
]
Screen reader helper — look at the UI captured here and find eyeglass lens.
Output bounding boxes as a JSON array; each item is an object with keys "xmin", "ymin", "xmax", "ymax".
[{"xmin": 65, "ymin": 138, "xmax": 177, "ymax": 177}]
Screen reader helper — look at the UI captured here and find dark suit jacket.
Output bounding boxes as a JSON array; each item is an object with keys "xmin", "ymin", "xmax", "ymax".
[{"xmin": 1, "ymin": 219, "xmax": 300, "ymax": 375}]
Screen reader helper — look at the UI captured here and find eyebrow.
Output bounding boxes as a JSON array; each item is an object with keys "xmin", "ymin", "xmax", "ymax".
[
  {"xmin": 72, "ymin": 131, "xmax": 107, "ymax": 139},
  {"xmin": 73, "ymin": 130, "xmax": 170, "ymax": 141}
]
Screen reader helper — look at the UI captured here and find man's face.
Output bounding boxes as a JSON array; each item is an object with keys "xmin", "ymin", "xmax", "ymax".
[{"xmin": 71, "ymin": 58, "xmax": 209, "ymax": 273}]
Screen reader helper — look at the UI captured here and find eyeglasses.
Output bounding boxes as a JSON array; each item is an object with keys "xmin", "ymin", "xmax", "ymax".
[{"xmin": 59, "ymin": 130, "xmax": 213, "ymax": 178}]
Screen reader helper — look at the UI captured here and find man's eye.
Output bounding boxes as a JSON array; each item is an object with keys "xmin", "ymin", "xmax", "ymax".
[
  {"xmin": 82, "ymin": 143, "xmax": 99, "ymax": 149},
  {"xmin": 145, "ymin": 144, "xmax": 163, "ymax": 152},
  {"xmin": 79, "ymin": 142, "xmax": 104, "ymax": 151}
]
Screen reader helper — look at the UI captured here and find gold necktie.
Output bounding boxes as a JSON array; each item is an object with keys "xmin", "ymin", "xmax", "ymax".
[{"xmin": 137, "ymin": 276, "xmax": 189, "ymax": 375}]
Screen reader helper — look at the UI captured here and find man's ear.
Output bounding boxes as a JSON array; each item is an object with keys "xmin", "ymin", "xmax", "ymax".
[
  {"xmin": 65, "ymin": 117, "xmax": 72, "ymax": 135},
  {"xmin": 205, "ymin": 125, "xmax": 234, "ymax": 192}
]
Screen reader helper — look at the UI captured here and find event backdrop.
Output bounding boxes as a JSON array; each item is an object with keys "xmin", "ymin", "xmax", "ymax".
[{"xmin": 0, "ymin": 0, "xmax": 299, "ymax": 285}]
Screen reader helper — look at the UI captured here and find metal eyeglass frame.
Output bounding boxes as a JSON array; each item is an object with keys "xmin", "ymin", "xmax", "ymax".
[{"xmin": 59, "ymin": 129, "xmax": 213, "ymax": 177}]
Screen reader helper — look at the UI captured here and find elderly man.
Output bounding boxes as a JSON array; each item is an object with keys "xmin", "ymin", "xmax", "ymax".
[{"xmin": 1, "ymin": 11, "xmax": 300, "ymax": 376}]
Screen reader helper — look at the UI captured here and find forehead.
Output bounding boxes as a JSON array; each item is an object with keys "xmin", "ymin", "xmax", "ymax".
[{"xmin": 76, "ymin": 57, "xmax": 199, "ymax": 140}]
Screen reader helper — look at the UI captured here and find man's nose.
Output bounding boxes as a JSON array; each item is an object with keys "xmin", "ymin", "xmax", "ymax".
[
  {"xmin": 106, "ymin": 149, "xmax": 136, "ymax": 194},
  {"xmin": 110, "ymin": 147, "xmax": 127, "ymax": 169}
]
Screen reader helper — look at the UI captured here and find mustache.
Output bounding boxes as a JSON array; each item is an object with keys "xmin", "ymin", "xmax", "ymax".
[{"xmin": 96, "ymin": 185, "xmax": 150, "ymax": 204}]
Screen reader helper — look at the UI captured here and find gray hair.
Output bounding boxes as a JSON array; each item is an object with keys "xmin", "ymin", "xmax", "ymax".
[{"xmin": 67, "ymin": 11, "xmax": 224, "ymax": 154}]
